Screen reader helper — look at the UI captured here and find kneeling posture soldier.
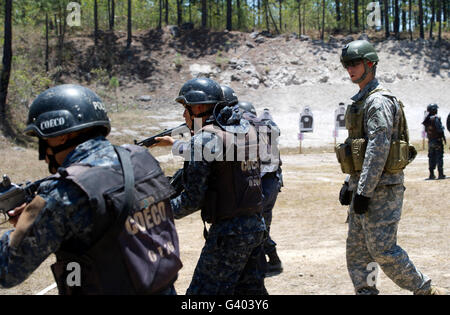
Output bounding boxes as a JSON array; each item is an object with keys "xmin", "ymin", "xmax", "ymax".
[
  {"xmin": 0, "ymin": 85, "xmax": 182, "ymax": 294},
  {"xmin": 336, "ymin": 40, "xmax": 446, "ymax": 295}
]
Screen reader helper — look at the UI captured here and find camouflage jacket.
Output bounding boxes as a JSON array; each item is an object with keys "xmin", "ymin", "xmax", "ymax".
[
  {"xmin": 170, "ymin": 106, "xmax": 266, "ymax": 236},
  {"xmin": 348, "ymin": 79, "xmax": 404, "ymax": 197},
  {"xmin": 0, "ymin": 137, "xmax": 118, "ymax": 288}
]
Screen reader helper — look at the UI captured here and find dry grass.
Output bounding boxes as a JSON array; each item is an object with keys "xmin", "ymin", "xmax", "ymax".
[{"xmin": 0, "ymin": 135, "xmax": 448, "ymax": 295}]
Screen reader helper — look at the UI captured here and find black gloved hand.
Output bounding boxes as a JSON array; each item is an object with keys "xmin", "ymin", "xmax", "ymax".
[
  {"xmin": 339, "ymin": 182, "xmax": 352, "ymax": 206},
  {"xmin": 353, "ymin": 193, "xmax": 370, "ymax": 214}
]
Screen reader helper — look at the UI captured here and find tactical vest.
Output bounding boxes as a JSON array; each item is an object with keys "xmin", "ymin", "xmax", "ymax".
[
  {"xmin": 423, "ymin": 115, "xmax": 443, "ymax": 141},
  {"xmin": 50, "ymin": 145, "xmax": 182, "ymax": 295},
  {"xmin": 242, "ymin": 112, "xmax": 281, "ymax": 174},
  {"xmin": 335, "ymin": 88, "xmax": 416, "ymax": 175},
  {"xmin": 197, "ymin": 123, "xmax": 263, "ymax": 224}
]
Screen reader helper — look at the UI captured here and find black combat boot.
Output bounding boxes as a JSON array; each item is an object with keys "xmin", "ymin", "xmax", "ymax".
[
  {"xmin": 438, "ymin": 168, "xmax": 446, "ymax": 179},
  {"xmin": 266, "ymin": 250, "xmax": 283, "ymax": 277},
  {"xmin": 428, "ymin": 170, "xmax": 436, "ymax": 180}
]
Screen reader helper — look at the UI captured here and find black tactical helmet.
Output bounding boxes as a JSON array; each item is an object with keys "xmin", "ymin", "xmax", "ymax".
[
  {"xmin": 238, "ymin": 101, "xmax": 257, "ymax": 116},
  {"xmin": 221, "ymin": 85, "xmax": 239, "ymax": 106},
  {"xmin": 25, "ymin": 84, "xmax": 110, "ymax": 139},
  {"xmin": 427, "ymin": 103, "xmax": 438, "ymax": 114},
  {"xmin": 175, "ymin": 77, "xmax": 224, "ymax": 106}
]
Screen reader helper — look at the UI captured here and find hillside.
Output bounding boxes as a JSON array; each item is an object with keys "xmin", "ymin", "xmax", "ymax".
[
  {"xmin": 5, "ymin": 27, "xmax": 449, "ymax": 149},
  {"xmin": 50, "ymin": 27, "xmax": 450, "ymax": 149}
]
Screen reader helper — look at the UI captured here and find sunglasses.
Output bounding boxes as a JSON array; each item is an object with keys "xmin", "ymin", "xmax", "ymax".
[{"xmin": 343, "ymin": 59, "xmax": 363, "ymax": 69}]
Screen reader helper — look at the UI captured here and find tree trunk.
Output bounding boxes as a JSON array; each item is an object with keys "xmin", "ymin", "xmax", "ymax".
[
  {"xmin": 394, "ymin": 0, "xmax": 400, "ymax": 38},
  {"xmin": 0, "ymin": 0, "xmax": 12, "ymax": 133},
  {"xmin": 94, "ymin": 0, "xmax": 99, "ymax": 47},
  {"xmin": 298, "ymin": 0, "xmax": 302, "ymax": 35},
  {"xmin": 401, "ymin": 0, "xmax": 407, "ymax": 32},
  {"xmin": 384, "ymin": 0, "xmax": 389, "ymax": 38},
  {"xmin": 409, "ymin": 0, "xmax": 412, "ymax": 40},
  {"xmin": 263, "ymin": 0, "xmax": 269, "ymax": 31},
  {"xmin": 177, "ymin": 0, "xmax": 183, "ymax": 26},
  {"xmin": 45, "ymin": 13, "xmax": 49, "ymax": 72},
  {"xmin": 165, "ymin": 0, "xmax": 169, "ymax": 25},
  {"xmin": 226, "ymin": 0, "xmax": 232, "ymax": 31},
  {"xmin": 322, "ymin": 0, "xmax": 325, "ymax": 40},
  {"xmin": 127, "ymin": 0, "xmax": 132, "ymax": 48},
  {"xmin": 237, "ymin": 0, "xmax": 242, "ymax": 30},
  {"xmin": 336, "ymin": 0, "xmax": 341, "ymax": 22},
  {"xmin": 379, "ymin": 0, "xmax": 384, "ymax": 28},
  {"xmin": 201, "ymin": 0, "xmax": 207, "ymax": 28},
  {"xmin": 303, "ymin": 0, "xmax": 306, "ymax": 34},
  {"xmin": 109, "ymin": 0, "xmax": 115, "ymax": 31},
  {"xmin": 267, "ymin": 1, "xmax": 280, "ymax": 33},
  {"xmin": 279, "ymin": 0, "xmax": 282, "ymax": 33},
  {"xmin": 158, "ymin": 0, "xmax": 162, "ymax": 29},
  {"xmin": 354, "ymin": 0, "xmax": 359, "ymax": 28},
  {"xmin": 429, "ymin": 0, "xmax": 435, "ymax": 39},
  {"xmin": 419, "ymin": 0, "xmax": 424, "ymax": 39},
  {"xmin": 56, "ymin": 4, "xmax": 67, "ymax": 67},
  {"xmin": 438, "ymin": 0, "xmax": 442, "ymax": 44},
  {"xmin": 444, "ymin": 0, "xmax": 448, "ymax": 27}
]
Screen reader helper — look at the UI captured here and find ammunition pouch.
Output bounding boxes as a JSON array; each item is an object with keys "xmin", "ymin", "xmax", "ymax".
[
  {"xmin": 336, "ymin": 87, "xmax": 415, "ymax": 175},
  {"xmin": 335, "ymin": 138, "xmax": 367, "ymax": 175},
  {"xmin": 335, "ymin": 142, "xmax": 354, "ymax": 174},
  {"xmin": 351, "ymin": 139, "xmax": 367, "ymax": 172},
  {"xmin": 336, "ymin": 139, "xmax": 416, "ymax": 175},
  {"xmin": 384, "ymin": 140, "xmax": 410, "ymax": 173}
]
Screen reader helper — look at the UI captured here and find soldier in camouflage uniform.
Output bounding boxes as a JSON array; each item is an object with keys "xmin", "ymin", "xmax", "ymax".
[
  {"xmin": 168, "ymin": 78, "xmax": 267, "ymax": 295},
  {"xmin": 337, "ymin": 40, "xmax": 446, "ymax": 295},
  {"xmin": 422, "ymin": 104, "xmax": 446, "ymax": 180},
  {"xmin": 0, "ymin": 85, "xmax": 181, "ymax": 294}
]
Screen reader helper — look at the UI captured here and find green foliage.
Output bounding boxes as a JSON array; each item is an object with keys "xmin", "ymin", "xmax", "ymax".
[
  {"xmin": 215, "ymin": 51, "xmax": 229, "ymax": 69},
  {"xmin": 91, "ymin": 67, "xmax": 110, "ymax": 86},
  {"xmin": 7, "ymin": 54, "xmax": 53, "ymax": 133},
  {"xmin": 109, "ymin": 76, "xmax": 120, "ymax": 90},
  {"xmin": 174, "ymin": 52, "xmax": 183, "ymax": 69}
]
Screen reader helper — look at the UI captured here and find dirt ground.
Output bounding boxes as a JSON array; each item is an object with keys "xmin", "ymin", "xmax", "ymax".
[{"xmin": 0, "ymin": 141, "xmax": 448, "ymax": 295}]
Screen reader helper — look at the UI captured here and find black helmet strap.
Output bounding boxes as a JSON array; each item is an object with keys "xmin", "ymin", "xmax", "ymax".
[
  {"xmin": 39, "ymin": 129, "xmax": 103, "ymax": 161},
  {"xmin": 353, "ymin": 60, "xmax": 370, "ymax": 84}
]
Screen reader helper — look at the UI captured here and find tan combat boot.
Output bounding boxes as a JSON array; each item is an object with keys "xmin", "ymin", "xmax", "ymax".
[{"xmin": 428, "ymin": 286, "xmax": 448, "ymax": 295}]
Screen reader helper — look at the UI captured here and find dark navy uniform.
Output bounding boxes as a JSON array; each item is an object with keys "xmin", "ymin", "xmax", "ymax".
[
  {"xmin": 423, "ymin": 113, "xmax": 446, "ymax": 179},
  {"xmin": 170, "ymin": 106, "xmax": 267, "ymax": 295},
  {"xmin": 0, "ymin": 137, "xmax": 181, "ymax": 294}
]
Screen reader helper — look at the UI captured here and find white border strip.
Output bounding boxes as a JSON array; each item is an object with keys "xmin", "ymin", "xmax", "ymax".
[{"xmin": 35, "ymin": 282, "xmax": 57, "ymax": 295}]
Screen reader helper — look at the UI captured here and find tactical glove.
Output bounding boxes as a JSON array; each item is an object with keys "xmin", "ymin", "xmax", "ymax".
[
  {"xmin": 353, "ymin": 193, "xmax": 370, "ymax": 214},
  {"xmin": 339, "ymin": 182, "xmax": 352, "ymax": 206}
]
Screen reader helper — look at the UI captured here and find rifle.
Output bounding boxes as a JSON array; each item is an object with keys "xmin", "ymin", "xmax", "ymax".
[
  {"xmin": 168, "ymin": 168, "xmax": 184, "ymax": 198},
  {"xmin": 134, "ymin": 123, "xmax": 188, "ymax": 147},
  {"xmin": 0, "ymin": 175, "xmax": 47, "ymax": 225}
]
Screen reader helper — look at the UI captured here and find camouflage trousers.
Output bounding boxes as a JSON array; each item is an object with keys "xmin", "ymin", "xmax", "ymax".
[
  {"xmin": 186, "ymin": 229, "xmax": 267, "ymax": 295},
  {"xmin": 346, "ymin": 184, "xmax": 431, "ymax": 294}
]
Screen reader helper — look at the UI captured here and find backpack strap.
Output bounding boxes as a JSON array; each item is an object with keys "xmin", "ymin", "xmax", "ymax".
[{"xmin": 86, "ymin": 145, "xmax": 135, "ymax": 256}]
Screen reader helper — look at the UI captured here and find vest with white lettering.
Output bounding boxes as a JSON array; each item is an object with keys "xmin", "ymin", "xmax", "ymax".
[
  {"xmin": 198, "ymin": 123, "xmax": 263, "ymax": 224},
  {"xmin": 50, "ymin": 145, "xmax": 182, "ymax": 295}
]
